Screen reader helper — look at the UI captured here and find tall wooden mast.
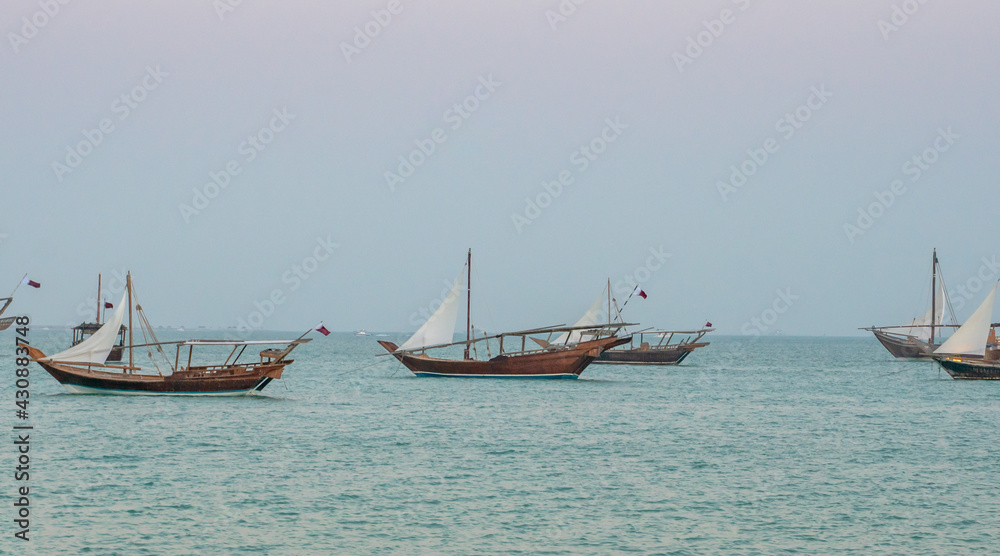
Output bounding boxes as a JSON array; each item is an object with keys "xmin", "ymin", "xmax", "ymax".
[
  {"xmin": 931, "ymin": 248, "xmax": 937, "ymax": 345},
  {"xmin": 127, "ymin": 272, "xmax": 134, "ymax": 370},
  {"xmin": 464, "ymin": 249, "xmax": 471, "ymax": 360},
  {"xmin": 96, "ymin": 274, "xmax": 102, "ymax": 322},
  {"xmin": 608, "ymin": 278, "xmax": 612, "ymax": 325}
]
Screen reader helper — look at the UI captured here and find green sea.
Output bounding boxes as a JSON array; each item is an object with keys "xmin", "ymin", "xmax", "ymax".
[{"xmin": 3, "ymin": 332, "xmax": 999, "ymax": 554}]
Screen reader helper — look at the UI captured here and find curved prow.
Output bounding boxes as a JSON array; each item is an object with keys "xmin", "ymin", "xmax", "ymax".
[
  {"xmin": 585, "ymin": 335, "xmax": 632, "ymax": 357},
  {"xmin": 378, "ymin": 340, "xmax": 400, "ymax": 354},
  {"xmin": 606, "ymin": 335, "xmax": 632, "ymax": 351},
  {"xmin": 25, "ymin": 345, "xmax": 46, "ymax": 361}
]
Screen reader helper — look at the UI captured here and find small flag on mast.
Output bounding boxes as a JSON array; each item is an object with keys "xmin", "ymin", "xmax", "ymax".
[
  {"xmin": 105, "ymin": 301, "xmax": 114, "ymax": 309},
  {"xmin": 636, "ymin": 288, "xmax": 647, "ymax": 299},
  {"xmin": 705, "ymin": 321, "xmax": 713, "ymax": 328},
  {"xmin": 314, "ymin": 322, "xmax": 331, "ymax": 336},
  {"xmin": 22, "ymin": 278, "xmax": 40, "ymax": 288}
]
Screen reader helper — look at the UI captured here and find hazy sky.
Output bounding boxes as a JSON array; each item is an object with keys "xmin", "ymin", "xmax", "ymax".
[{"xmin": 2, "ymin": 1, "xmax": 998, "ymax": 336}]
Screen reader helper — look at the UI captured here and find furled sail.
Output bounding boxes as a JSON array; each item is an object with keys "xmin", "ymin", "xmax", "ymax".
[
  {"xmin": 880, "ymin": 279, "xmax": 950, "ymax": 339},
  {"xmin": 555, "ymin": 286, "xmax": 606, "ymax": 345},
  {"xmin": 934, "ymin": 283, "xmax": 997, "ymax": 356},
  {"xmin": 902, "ymin": 279, "xmax": 949, "ymax": 339},
  {"xmin": 45, "ymin": 289, "xmax": 128, "ymax": 363},
  {"xmin": 399, "ymin": 269, "xmax": 465, "ymax": 351}
]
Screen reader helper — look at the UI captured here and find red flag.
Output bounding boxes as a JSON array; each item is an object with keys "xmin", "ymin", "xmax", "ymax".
[
  {"xmin": 105, "ymin": 301, "xmax": 114, "ymax": 309},
  {"xmin": 22, "ymin": 278, "xmax": 40, "ymax": 288},
  {"xmin": 314, "ymin": 322, "xmax": 331, "ymax": 336},
  {"xmin": 705, "ymin": 321, "xmax": 713, "ymax": 328},
  {"xmin": 636, "ymin": 288, "xmax": 647, "ymax": 299}
]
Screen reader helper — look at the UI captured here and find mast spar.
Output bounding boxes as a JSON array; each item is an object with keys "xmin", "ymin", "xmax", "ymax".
[
  {"xmin": 608, "ymin": 278, "xmax": 612, "ymax": 326},
  {"xmin": 96, "ymin": 274, "xmax": 102, "ymax": 323},
  {"xmin": 7, "ymin": 273, "xmax": 28, "ymax": 298},
  {"xmin": 465, "ymin": 249, "xmax": 471, "ymax": 360},
  {"xmin": 931, "ymin": 249, "xmax": 937, "ymax": 345},
  {"xmin": 127, "ymin": 272, "xmax": 134, "ymax": 372}
]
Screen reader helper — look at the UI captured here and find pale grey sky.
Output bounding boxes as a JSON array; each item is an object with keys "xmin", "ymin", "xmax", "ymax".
[{"xmin": 2, "ymin": 1, "xmax": 998, "ymax": 335}]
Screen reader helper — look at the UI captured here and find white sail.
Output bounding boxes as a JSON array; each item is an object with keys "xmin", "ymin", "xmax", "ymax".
[
  {"xmin": 555, "ymin": 286, "xmax": 606, "ymax": 345},
  {"xmin": 934, "ymin": 283, "xmax": 997, "ymax": 356},
  {"xmin": 46, "ymin": 289, "xmax": 128, "ymax": 363},
  {"xmin": 902, "ymin": 313, "xmax": 932, "ymax": 340},
  {"xmin": 399, "ymin": 270, "xmax": 465, "ymax": 351},
  {"xmin": 935, "ymin": 276, "xmax": 949, "ymax": 326}
]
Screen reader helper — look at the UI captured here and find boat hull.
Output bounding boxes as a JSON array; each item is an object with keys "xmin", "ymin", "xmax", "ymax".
[
  {"xmin": 59, "ymin": 382, "xmax": 265, "ymax": 396},
  {"xmin": 934, "ymin": 357, "xmax": 1000, "ymax": 380},
  {"xmin": 28, "ymin": 346, "xmax": 288, "ymax": 396},
  {"xmin": 379, "ymin": 337, "xmax": 630, "ymax": 379},
  {"xmin": 593, "ymin": 342, "xmax": 709, "ymax": 366},
  {"xmin": 871, "ymin": 330, "xmax": 937, "ymax": 359}
]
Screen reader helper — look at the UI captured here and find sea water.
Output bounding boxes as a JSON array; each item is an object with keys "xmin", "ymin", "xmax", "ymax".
[{"xmin": 3, "ymin": 332, "xmax": 999, "ymax": 554}]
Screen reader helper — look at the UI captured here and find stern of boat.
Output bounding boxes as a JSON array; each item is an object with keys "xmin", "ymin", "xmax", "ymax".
[{"xmin": 264, "ymin": 364, "xmax": 288, "ymax": 380}]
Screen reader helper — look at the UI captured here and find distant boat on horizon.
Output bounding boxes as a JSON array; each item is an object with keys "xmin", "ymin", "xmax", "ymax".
[
  {"xmin": 377, "ymin": 250, "xmax": 631, "ymax": 379},
  {"xmin": 861, "ymin": 249, "xmax": 959, "ymax": 358},
  {"xmin": 355, "ymin": 330, "xmax": 368, "ymax": 336}
]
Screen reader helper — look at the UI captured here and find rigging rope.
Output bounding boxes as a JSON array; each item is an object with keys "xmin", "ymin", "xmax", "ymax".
[
  {"xmin": 935, "ymin": 263, "xmax": 959, "ymax": 325},
  {"xmin": 333, "ymin": 357, "xmax": 393, "ymax": 377},
  {"xmin": 130, "ymin": 284, "xmax": 171, "ymax": 375},
  {"xmin": 471, "ymin": 262, "xmax": 497, "ymax": 356}
]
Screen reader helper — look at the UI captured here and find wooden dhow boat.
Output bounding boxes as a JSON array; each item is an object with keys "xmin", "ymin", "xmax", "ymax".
[
  {"xmin": 378, "ymin": 250, "xmax": 632, "ymax": 379},
  {"xmin": 558, "ymin": 280, "xmax": 713, "ymax": 366},
  {"xmin": 0, "ymin": 274, "xmax": 39, "ymax": 331},
  {"xmin": 596, "ymin": 327, "xmax": 713, "ymax": 365},
  {"xmin": 861, "ymin": 249, "xmax": 958, "ymax": 358},
  {"xmin": 929, "ymin": 282, "xmax": 1000, "ymax": 380},
  {"xmin": 0, "ymin": 296, "xmax": 13, "ymax": 331},
  {"xmin": 28, "ymin": 272, "xmax": 311, "ymax": 395},
  {"xmin": 68, "ymin": 274, "xmax": 126, "ymax": 362}
]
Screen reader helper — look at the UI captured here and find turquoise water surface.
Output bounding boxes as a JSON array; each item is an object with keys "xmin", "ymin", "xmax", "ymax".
[{"xmin": 3, "ymin": 332, "xmax": 999, "ymax": 554}]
